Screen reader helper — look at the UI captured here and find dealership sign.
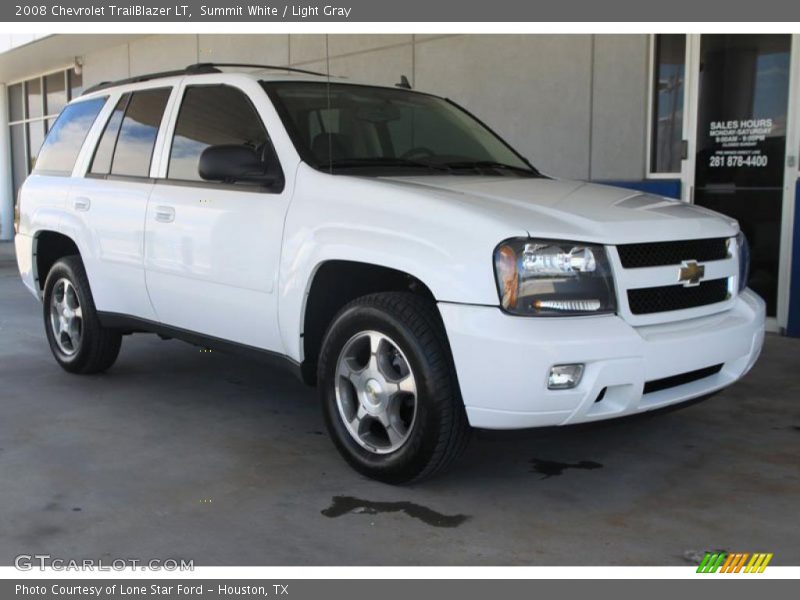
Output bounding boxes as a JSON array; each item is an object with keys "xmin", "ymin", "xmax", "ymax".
[{"xmin": 708, "ymin": 119, "xmax": 773, "ymax": 169}]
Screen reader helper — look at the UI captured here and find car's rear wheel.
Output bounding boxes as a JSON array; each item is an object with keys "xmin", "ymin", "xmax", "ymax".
[
  {"xmin": 318, "ymin": 292, "xmax": 470, "ymax": 483},
  {"xmin": 43, "ymin": 256, "xmax": 122, "ymax": 374}
]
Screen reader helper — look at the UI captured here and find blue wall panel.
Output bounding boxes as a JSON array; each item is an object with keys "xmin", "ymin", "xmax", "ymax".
[{"xmin": 597, "ymin": 179, "xmax": 682, "ymax": 200}]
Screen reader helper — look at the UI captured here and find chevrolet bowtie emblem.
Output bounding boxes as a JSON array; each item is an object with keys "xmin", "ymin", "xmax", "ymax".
[{"xmin": 678, "ymin": 260, "xmax": 705, "ymax": 287}]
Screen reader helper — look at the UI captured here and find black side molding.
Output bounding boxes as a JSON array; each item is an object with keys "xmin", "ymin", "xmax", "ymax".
[{"xmin": 97, "ymin": 312, "xmax": 304, "ymax": 381}]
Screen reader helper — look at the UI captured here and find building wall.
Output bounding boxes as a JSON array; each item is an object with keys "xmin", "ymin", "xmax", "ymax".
[
  {"xmin": 0, "ymin": 34, "xmax": 48, "ymax": 54},
  {"xmin": 79, "ymin": 34, "xmax": 651, "ymax": 181}
]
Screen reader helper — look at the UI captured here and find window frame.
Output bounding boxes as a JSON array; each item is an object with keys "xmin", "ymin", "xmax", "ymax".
[
  {"xmin": 160, "ymin": 82, "xmax": 285, "ymax": 194},
  {"xmin": 646, "ymin": 34, "xmax": 688, "ymax": 180}
]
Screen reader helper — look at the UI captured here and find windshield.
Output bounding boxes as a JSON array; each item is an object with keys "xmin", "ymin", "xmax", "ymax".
[{"xmin": 262, "ymin": 81, "xmax": 540, "ymax": 177}]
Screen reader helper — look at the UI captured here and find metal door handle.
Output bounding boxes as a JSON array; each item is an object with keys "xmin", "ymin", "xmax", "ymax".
[
  {"xmin": 154, "ymin": 206, "xmax": 175, "ymax": 223},
  {"xmin": 73, "ymin": 197, "xmax": 91, "ymax": 212}
]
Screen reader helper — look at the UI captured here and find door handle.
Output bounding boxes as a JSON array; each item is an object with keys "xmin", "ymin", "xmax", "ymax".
[
  {"xmin": 73, "ymin": 197, "xmax": 91, "ymax": 212},
  {"xmin": 154, "ymin": 206, "xmax": 175, "ymax": 223}
]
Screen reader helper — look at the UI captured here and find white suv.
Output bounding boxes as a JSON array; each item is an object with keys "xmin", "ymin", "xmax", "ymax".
[{"xmin": 15, "ymin": 64, "xmax": 765, "ymax": 483}]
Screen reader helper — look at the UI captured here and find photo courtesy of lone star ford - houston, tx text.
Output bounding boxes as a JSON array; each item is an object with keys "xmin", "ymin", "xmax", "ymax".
[{"xmin": 0, "ymin": 0, "xmax": 799, "ymax": 598}]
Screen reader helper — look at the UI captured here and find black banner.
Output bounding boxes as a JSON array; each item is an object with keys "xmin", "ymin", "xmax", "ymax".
[
  {"xmin": 3, "ymin": 579, "xmax": 797, "ymax": 600},
  {"xmin": 4, "ymin": 0, "xmax": 800, "ymax": 22}
]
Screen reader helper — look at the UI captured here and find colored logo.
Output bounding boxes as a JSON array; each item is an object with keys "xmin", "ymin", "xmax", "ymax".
[{"xmin": 697, "ymin": 552, "xmax": 773, "ymax": 573}]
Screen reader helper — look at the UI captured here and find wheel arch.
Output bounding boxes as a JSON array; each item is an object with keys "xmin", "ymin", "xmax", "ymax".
[
  {"xmin": 33, "ymin": 230, "xmax": 82, "ymax": 291},
  {"xmin": 299, "ymin": 259, "xmax": 439, "ymax": 385}
]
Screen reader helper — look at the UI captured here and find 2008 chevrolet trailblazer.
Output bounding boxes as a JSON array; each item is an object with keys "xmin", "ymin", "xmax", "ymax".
[{"xmin": 14, "ymin": 64, "xmax": 765, "ymax": 482}]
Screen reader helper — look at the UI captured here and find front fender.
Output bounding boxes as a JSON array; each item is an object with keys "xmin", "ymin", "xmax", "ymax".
[{"xmin": 277, "ymin": 165, "xmax": 525, "ymax": 361}]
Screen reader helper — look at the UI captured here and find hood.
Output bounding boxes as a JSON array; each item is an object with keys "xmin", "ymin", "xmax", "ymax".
[{"xmin": 377, "ymin": 176, "xmax": 739, "ymax": 243}]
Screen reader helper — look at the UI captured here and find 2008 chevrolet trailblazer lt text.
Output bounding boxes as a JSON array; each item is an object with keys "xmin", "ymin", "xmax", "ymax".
[{"xmin": 14, "ymin": 64, "xmax": 765, "ymax": 483}]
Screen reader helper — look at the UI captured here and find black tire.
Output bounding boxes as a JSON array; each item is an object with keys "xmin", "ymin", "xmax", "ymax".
[
  {"xmin": 42, "ymin": 255, "xmax": 122, "ymax": 374},
  {"xmin": 318, "ymin": 292, "xmax": 470, "ymax": 484}
]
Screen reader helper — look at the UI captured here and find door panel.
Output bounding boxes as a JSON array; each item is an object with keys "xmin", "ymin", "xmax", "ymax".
[
  {"xmin": 144, "ymin": 183, "xmax": 289, "ymax": 350},
  {"xmin": 143, "ymin": 83, "xmax": 290, "ymax": 352},
  {"xmin": 68, "ymin": 178, "xmax": 156, "ymax": 320},
  {"xmin": 693, "ymin": 34, "xmax": 792, "ymax": 316}
]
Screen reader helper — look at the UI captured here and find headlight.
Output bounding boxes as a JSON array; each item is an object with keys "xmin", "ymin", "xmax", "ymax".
[
  {"xmin": 734, "ymin": 231, "xmax": 750, "ymax": 292},
  {"xmin": 493, "ymin": 238, "xmax": 617, "ymax": 316}
]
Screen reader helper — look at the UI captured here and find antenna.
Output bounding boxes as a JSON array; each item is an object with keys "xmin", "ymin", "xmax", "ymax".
[
  {"xmin": 396, "ymin": 75, "xmax": 412, "ymax": 89},
  {"xmin": 325, "ymin": 36, "xmax": 333, "ymax": 174}
]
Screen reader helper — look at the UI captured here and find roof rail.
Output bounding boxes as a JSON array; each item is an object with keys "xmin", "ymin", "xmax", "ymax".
[
  {"xmin": 81, "ymin": 64, "xmax": 220, "ymax": 95},
  {"xmin": 188, "ymin": 62, "xmax": 330, "ymax": 77},
  {"xmin": 81, "ymin": 62, "xmax": 329, "ymax": 96}
]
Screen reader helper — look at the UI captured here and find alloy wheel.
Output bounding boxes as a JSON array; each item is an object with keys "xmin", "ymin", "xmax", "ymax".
[
  {"xmin": 334, "ymin": 330, "xmax": 418, "ymax": 454},
  {"xmin": 49, "ymin": 278, "xmax": 83, "ymax": 356}
]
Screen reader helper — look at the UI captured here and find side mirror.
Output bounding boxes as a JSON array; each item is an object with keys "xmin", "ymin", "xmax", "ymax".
[{"xmin": 198, "ymin": 145, "xmax": 277, "ymax": 185}]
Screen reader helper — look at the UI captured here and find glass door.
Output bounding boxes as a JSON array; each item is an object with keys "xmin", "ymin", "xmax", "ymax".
[{"xmin": 691, "ymin": 34, "xmax": 792, "ymax": 318}]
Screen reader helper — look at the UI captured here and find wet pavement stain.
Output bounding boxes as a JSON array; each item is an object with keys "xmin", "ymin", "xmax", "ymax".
[
  {"xmin": 530, "ymin": 458, "xmax": 603, "ymax": 479},
  {"xmin": 321, "ymin": 495, "xmax": 469, "ymax": 528}
]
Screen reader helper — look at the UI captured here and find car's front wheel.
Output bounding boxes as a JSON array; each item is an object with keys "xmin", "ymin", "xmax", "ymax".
[
  {"xmin": 318, "ymin": 292, "xmax": 470, "ymax": 483},
  {"xmin": 43, "ymin": 256, "xmax": 122, "ymax": 374}
]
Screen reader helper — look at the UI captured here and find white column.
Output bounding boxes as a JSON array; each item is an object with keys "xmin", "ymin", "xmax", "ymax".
[{"xmin": 0, "ymin": 83, "xmax": 14, "ymax": 241}]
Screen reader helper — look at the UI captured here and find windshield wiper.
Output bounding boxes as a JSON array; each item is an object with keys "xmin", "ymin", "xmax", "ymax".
[
  {"xmin": 441, "ymin": 161, "xmax": 540, "ymax": 176},
  {"xmin": 322, "ymin": 157, "xmax": 450, "ymax": 172}
]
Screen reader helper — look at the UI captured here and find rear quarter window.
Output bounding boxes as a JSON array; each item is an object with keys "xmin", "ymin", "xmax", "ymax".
[{"xmin": 33, "ymin": 96, "xmax": 107, "ymax": 175}]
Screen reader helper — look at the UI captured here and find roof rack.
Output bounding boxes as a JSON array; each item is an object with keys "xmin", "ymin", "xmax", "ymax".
[
  {"xmin": 82, "ymin": 62, "xmax": 329, "ymax": 96},
  {"xmin": 190, "ymin": 62, "xmax": 330, "ymax": 77},
  {"xmin": 81, "ymin": 64, "xmax": 219, "ymax": 95}
]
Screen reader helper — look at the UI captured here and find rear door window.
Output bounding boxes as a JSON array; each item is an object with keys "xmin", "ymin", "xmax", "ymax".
[
  {"xmin": 33, "ymin": 96, "xmax": 106, "ymax": 175},
  {"xmin": 88, "ymin": 88, "xmax": 171, "ymax": 179},
  {"xmin": 89, "ymin": 94, "xmax": 129, "ymax": 175}
]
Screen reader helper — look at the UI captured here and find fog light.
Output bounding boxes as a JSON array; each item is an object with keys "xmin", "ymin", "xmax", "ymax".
[{"xmin": 548, "ymin": 364, "xmax": 584, "ymax": 390}]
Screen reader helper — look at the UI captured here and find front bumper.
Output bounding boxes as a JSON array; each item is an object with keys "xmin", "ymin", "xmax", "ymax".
[{"xmin": 439, "ymin": 290, "xmax": 766, "ymax": 429}]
